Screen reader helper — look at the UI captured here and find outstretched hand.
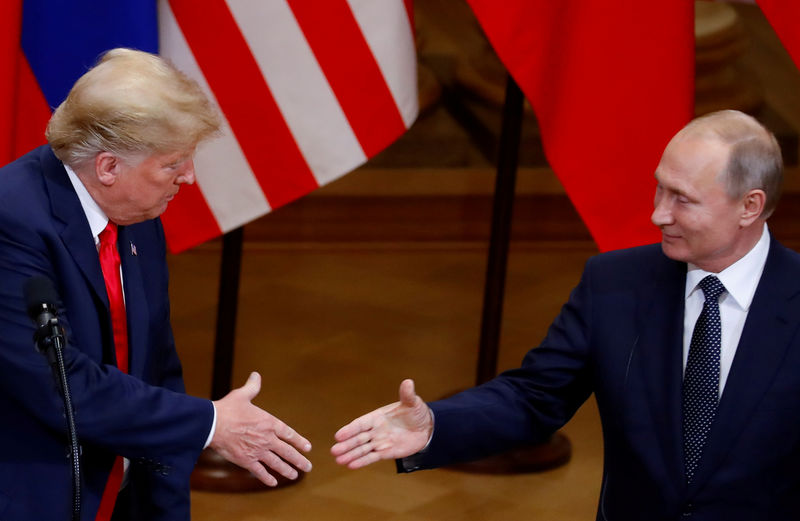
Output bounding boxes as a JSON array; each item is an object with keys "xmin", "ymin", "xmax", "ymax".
[
  {"xmin": 331, "ymin": 379, "xmax": 433, "ymax": 469},
  {"xmin": 211, "ymin": 372, "xmax": 312, "ymax": 486}
]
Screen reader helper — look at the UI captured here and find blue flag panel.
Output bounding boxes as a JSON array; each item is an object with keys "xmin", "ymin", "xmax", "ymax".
[{"xmin": 21, "ymin": 0, "xmax": 158, "ymax": 109}]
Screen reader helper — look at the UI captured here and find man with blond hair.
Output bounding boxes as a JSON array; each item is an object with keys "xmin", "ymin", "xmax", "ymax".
[
  {"xmin": 0, "ymin": 49, "xmax": 311, "ymax": 521},
  {"xmin": 333, "ymin": 110, "xmax": 800, "ymax": 520}
]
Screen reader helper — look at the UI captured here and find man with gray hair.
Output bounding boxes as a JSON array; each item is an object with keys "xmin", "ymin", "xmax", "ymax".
[
  {"xmin": 0, "ymin": 48, "xmax": 311, "ymax": 521},
  {"xmin": 332, "ymin": 110, "xmax": 800, "ymax": 519}
]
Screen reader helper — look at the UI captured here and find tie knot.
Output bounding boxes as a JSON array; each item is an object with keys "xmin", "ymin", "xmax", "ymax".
[
  {"xmin": 99, "ymin": 222, "xmax": 117, "ymax": 246},
  {"xmin": 698, "ymin": 275, "xmax": 726, "ymax": 301}
]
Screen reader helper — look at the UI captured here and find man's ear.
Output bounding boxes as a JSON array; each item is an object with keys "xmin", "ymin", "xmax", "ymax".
[
  {"xmin": 740, "ymin": 189, "xmax": 766, "ymax": 226},
  {"xmin": 94, "ymin": 152, "xmax": 121, "ymax": 187}
]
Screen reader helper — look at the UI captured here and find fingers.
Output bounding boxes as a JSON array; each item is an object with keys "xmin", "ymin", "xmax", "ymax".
[
  {"xmin": 240, "ymin": 371, "xmax": 261, "ymax": 401},
  {"xmin": 275, "ymin": 421, "xmax": 313, "ymax": 453},
  {"xmin": 248, "ymin": 453, "xmax": 310, "ymax": 487},
  {"xmin": 331, "ymin": 430, "xmax": 371, "ymax": 457},
  {"xmin": 247, "ymin": 462, "xmax": 278, "ymax": 487},
  {"xmin": 333, "ymin": 411, "xmax": 379, "ymax": 442},
  {"xmin": 261, "ymin": 451, "xmax": 300, "ymax": 481},
  {"xmin": 347, "ymin": 449, "xmax": 384, "ymax": 470},
  {"xmin": 398, "ymin": 379, "xmax": 416, "ymax": 407},
  {"xmin": 270, "ymin": 439, "xmax": 313, "ymax": 473},
  {"xmin": 333, "ymin": 422, "xmax": 360, "ymax": 443},
  {"xmin": 235, "ymin": 435, "xmax": 311, "ymax": 483},
  {"xmin": 236, "ymin": 440, "xmax": 311, "ymax": 485},
  {"xmin": 333, "ymin": 436, "xmax": 391, "ymax": 469},
  {"xmin": 332, "ymin": 437, "xmax": 375, "ymax": 467},
  {"xmin": 252, "ymin": 418, "xmax": 313, "ymax": 473}
]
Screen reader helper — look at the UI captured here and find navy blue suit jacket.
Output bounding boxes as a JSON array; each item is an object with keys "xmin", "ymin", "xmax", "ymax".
[
  {"xmin": 405, "ymin": 240, "xmax": 800, "ymax": 520},
  {"xmin": 0, "ymin": 146, "xmax": 214, "ymax": 520}
]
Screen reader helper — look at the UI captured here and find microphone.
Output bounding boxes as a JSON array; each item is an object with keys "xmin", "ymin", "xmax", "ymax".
[
  {"xmin": 24, "ymin": 275, "xmax": 59, "ymax": 324},
  {"xmin": 22, "ymin": 275, "xmax": 81, "ymax": 521},
  {"xmin": 23, "ymin": 276, "xmax": 65, "ymax": 356}
]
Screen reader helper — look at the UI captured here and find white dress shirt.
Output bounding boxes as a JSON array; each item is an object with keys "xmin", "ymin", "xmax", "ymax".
[
  {"xmin": 683, "ymin": 223, "xmax": 770, "ymax": 397},
  {"xmin": 65, "ymin": 164, "xmax": 109, "ymax": 244}
]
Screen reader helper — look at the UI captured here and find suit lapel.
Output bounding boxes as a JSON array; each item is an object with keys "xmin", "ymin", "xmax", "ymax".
[
  {"xmin": 635, "ymin": 255, "xmax": 687, "ymax": 492},
  {"xmin": 688, "ymin": 239, "xmax": 800, "ymax": 495},
  {"xmin": 41, "ymin": 147, "xmax": 108, "ymax": 308},
  {"xmin": 118, "ymin": 225, "xmax": 149, "ymax": 378}
]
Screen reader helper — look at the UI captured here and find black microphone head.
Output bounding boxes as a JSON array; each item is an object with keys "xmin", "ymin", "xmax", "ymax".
[{"xmin": 23, "ymin": 276, "xmax": 59, "ymax": 320}]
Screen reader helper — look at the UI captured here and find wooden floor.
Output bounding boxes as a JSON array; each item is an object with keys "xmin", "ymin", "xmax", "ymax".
[{"xmin": 168, "ymin": 240, "xmax": 604, "ymax": 520}]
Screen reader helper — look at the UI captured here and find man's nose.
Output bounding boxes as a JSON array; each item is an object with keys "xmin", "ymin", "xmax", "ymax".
[
  {"xmin": 177, "ymin": 160, "xmax": 196, "ymax": 185},
  {"xmin": 651, "ymin": 198, "xmax": 672, "ymax": 226}
]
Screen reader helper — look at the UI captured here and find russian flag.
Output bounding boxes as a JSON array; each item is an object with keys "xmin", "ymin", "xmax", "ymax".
[
  {"xmin": 1, "ymin": 0, "xmax": 156, "ymax": 163},
  {"xmin": 757, "ymin": 0, "xmax": 800, "ymax": 71}
]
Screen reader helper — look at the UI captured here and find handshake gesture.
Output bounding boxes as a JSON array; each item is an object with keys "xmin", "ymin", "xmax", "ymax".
[{"xmin": 212, "ymin": 375, "xmax": 431, "ymax": 486}]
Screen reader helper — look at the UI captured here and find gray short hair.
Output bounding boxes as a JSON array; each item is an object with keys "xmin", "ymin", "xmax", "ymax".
[
  {"xmin": 46, "ymin": 48, "xmax": 221, "ymax": 168},
  {"xmin": 683, "ymin": 110, "xmax": 783, "ymax": 219}
]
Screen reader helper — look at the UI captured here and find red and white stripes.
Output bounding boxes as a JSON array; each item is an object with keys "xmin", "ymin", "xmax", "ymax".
[{"xmin": 158, "ymin": 0, "xmax": 417, "ymax": 252}]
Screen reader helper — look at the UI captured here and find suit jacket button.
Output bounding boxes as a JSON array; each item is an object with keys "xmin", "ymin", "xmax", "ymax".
[{"xmin": 681, "ymin": 503, "xmax": 693, "ymax": 517}]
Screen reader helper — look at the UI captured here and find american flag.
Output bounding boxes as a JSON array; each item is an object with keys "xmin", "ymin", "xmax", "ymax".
[{"xmin": 159, "ymin": 0, "xmax": 418, "ymax": 252}]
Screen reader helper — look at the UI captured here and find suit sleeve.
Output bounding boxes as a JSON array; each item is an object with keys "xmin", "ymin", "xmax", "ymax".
[{"xmin": 402, "ymin": 256, "xmax": 598, "ymax": 470}]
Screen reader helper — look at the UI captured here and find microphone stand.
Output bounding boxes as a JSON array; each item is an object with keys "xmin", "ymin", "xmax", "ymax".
[{"xmin": 34, "ymin": 313, "xmax": 81, "ymax": 521}]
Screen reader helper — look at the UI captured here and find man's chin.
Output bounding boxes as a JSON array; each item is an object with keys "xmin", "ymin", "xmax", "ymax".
[
  {"xmin": 153, "ymin": 202, "xmax": 169, "ymax": 218},
  {"xmin": 660, "ymin": 241, "xmax": 688, "ymax": 262}
]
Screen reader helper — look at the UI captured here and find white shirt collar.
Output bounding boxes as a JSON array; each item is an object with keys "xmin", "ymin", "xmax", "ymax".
[
  {"xmin": 685, "ymin": 223, "xmax": 770, "ymax": 311},
  {"xmin": 64, "ymin": 163, "xmax": 109, "ymax": 243}
]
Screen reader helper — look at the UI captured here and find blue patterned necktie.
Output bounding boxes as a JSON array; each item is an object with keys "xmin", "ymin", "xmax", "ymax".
[{"xmin": 683, "ymin": 275, "xmax": 726, "ymax": 483}]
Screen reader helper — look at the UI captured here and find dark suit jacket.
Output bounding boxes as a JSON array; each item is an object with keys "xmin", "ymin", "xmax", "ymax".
[
  {"xmin": 0, "ymin": 146, "xmax": 214, "ymax": 520},
  {"xmin": 403, "ymin": 240, "xmax": 800, "ymax": 520}
]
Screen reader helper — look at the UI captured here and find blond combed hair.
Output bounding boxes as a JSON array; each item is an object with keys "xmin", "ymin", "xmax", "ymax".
[{"xmin": 46, "ymin": 48, "xmax": 220, "ymax": 168}]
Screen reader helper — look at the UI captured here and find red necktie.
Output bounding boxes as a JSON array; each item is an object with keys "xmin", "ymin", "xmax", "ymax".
[
  {"xmin": 98, "ymin": 222, "xmax": 127, "ymax": 373},
  {"xmin": 95, "ymin": 222, "xmax": 127, "ymax": 520}
]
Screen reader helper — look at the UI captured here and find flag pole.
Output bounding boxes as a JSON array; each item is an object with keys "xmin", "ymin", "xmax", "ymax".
[
  {"xmin": 450, "ymin": 75, "xmax": 571, "ymax": 473},
  {"xmin": 191, "ymin": 226, "xmax": 303, "ymax": 491},
  {"xmin": 211, "ymin": 226, "xmax": 243, "ymax": 400},
  {"xmin": 475, "ymin": 75, "xmax": 524, "ymax": 385}
]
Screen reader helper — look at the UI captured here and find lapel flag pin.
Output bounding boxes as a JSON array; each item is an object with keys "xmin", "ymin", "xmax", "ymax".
[{"xmin": 130, "ymin": 242, "xmax": 137, "ymax": 256}]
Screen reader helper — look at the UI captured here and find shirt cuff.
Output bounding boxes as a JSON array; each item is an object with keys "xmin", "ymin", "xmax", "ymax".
[{"xmin": 204, "ymin": 402, "xmax": 217, "ymax": 449}]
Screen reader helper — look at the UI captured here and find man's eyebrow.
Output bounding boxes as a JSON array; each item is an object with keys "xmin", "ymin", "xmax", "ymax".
[
  {"xmin": 654, "ymin": 176, "xmax": 694, "ymax": 199},
  {"xmin": 164, "ymin": 155, "xmax": 191, "ymax": 166}
]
